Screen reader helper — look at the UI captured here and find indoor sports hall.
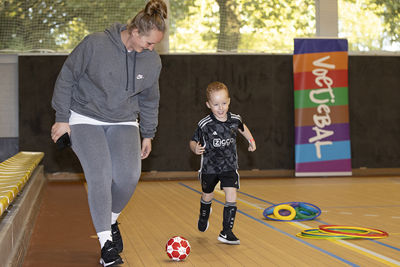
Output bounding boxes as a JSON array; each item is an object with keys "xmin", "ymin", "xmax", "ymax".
[{"xmin": 0, "ymin": 0, "xmax": 399, "ymax": 266}]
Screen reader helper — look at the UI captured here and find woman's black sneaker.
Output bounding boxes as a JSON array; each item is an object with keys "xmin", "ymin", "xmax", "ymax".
[
  {"xmin": 100, "ymin": 240, "xmax": 123, "ymax": 266},
  {"xmin": 111, "ymin": 221, "xmax": 123, "ymax": 253}
]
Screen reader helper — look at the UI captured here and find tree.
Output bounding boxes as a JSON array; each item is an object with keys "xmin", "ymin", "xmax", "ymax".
[
  {"xmin": 0, "ymin": 0, "xmax": 143, "ymax": 51},
  {"xmin": 0, "ymin": 0, "xmax": 75, "ymax": 51},
  {"xmin": 339, "ymin": 0, "xmax": 400, "ymax": 51},
  {"xmin": 216, "ymin": 0, "xmax": 240, "ymax": 51},
  {"xmin": 373, "ymin": 0, "xmax": 400, "ymax": 42},
  {"xmin": 238, "ymin": 0, "xmax": 315, "ymax": 52},
  {"xmin": 170, "ymin": 0, "xmax": 315, "ymax": 52},
  {"xmin": 1, "ymin": 0, "xmax": 398, "ymax": 52}
]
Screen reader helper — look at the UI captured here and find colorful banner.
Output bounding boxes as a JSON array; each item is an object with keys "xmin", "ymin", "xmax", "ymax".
[{"xmin": 293, "ymin": 38, "xmax": 352, "ymax": 177}]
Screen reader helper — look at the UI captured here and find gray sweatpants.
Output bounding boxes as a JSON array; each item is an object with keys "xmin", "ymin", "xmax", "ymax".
[{"xmin": 70, "ymin": 124, "xmax": 141, "ymax": 233}]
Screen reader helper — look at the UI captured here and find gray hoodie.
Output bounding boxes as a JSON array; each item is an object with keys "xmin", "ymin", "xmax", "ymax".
[{"xmin": 52, "ymin": 23, "xmax": 161, "ymax": 138}]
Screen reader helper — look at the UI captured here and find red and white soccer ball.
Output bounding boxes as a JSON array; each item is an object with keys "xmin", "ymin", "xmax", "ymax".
[{"xmin": 165, "ymin": 236, "xmax": 191, "ymax": 261}]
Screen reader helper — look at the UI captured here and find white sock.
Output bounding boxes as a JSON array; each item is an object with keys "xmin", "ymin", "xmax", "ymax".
[
  {"xmin": 98, "ymin": 230, "xmax": 112, "ymax": 248},
  {"xmin": 111, "ymin": 212, "xmax": 121, "ymax": 225}
]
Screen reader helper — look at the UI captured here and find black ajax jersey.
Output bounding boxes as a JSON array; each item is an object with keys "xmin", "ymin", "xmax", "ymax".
[{"xmin": 192, "ymin": 112, "xmax": 244, "ymax": 174}]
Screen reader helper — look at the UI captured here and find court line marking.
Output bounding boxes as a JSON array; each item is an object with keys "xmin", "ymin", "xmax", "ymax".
[
  {"xmin": 235, "ymin": 189, "xmax": 400, "ymax": 265},
  {"xmin": 330, "ymin": 239, "xmax": 400, "ymax": 267},
  {"xmin": 179, "ymin": 182, "xmax": 359, "ymax": 267},
  {"xmin": 321, "ymin": 205, "xmax": 400, "ymax": 209}
]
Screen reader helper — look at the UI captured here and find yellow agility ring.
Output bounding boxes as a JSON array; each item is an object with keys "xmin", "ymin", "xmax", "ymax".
[
  {"xmin": 273, "ymin": 204, "xmax": 296, "ymax": 221},
  {"xmin": 319, "ymin": 225, "xmax": 388, "ymax": 238},
  {"xmin": 296, "ymin": 228, "xmax": 366, "ymax": 239}
]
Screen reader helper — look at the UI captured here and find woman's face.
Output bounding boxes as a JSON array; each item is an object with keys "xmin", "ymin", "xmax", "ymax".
[{"xmin": 131, "ymin": 29, "xmax": 164, "ymax": 52}]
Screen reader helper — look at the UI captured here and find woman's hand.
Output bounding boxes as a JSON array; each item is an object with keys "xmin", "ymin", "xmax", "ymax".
[
  {"xmin": 141, "ymin": 138, "xmax": 152, "ymax": 159},
  {"xmin": 51, "ymin": 122, "xmax": 71, "ymax": 143}
]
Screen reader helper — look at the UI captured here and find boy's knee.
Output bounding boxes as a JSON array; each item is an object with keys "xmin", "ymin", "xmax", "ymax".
[
  {"xmin": 202, "ymin": 192, "xmax": 213, "ymax": 202},
  {"xmin": 224, "ymin": 188, "xmax": 237, "ymax": 202}
]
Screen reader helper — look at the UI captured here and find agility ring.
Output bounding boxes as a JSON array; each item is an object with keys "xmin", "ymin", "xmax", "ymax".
[
  {"xmin": 297, "ymin": 225, "xmax": 389, "ymax": 240},
  {"xmin": 296, "ymin": 228, "xmax": 361, "ymax": 239},
  {"xmin": 273, "ymin": 204, "xmax": 296, "ymax": 220},
  {"xmin": 263, "ymin": 202, "xmax": 321, "ymax": 221},
  {"xmin": 318, "ymin": 225, "xmax": 388, "ymax": 238}
]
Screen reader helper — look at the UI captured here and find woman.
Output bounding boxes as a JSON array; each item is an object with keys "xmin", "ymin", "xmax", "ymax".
[{"xmin": 50, "ymin": 1, "xmax": 167, "ymax": 265}]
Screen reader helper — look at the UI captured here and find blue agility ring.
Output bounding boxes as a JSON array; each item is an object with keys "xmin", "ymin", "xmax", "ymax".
[
  {"xmin": 263, "ymin": 202, "xmax": 321, "ymax": 221},
  {"xmin": 263, "ymin": 206, "xmax": 274, "ymax": 216}
]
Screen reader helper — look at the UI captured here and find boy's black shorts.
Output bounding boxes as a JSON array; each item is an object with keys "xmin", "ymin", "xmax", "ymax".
[{"xmin": 199, "ymin": 170, "xmax": 240, "ymax": 193}]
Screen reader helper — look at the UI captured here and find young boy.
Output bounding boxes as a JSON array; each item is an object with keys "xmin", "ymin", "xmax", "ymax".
[{"xmin": 189, "ymin": 81, "xmax": 256, "ymax": 245}]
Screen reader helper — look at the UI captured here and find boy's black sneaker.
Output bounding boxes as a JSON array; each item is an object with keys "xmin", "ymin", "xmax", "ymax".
[
  {"xmin": 217, "ymin": 230, "xmax": 240, "ymax": 245},
  {"xmin": 111, "ymin": 221, "xmax": 123, "ymax": 253},
  {"xmin": 100, "ymin": 240, "xmax": 123, "ymax": 267},
  {"xmin": 198, "ymin": 207, "xmax": 212, "ymax": 232}
]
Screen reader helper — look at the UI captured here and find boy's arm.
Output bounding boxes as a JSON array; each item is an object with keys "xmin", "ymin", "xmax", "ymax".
[
  {"xmin": 190, "ymin": 140, "xmax": 205, "ymax": 155},
  {"xmin": 190, "ymin": 126, "xmax": 205, "ymax": 155},
  {"xmin": 190, "ymin": 140, "xmax": 198, "ymax": 154},
  {"xmin": 239, "ymin": 124, "xmax": 256, "ymax": 152}
]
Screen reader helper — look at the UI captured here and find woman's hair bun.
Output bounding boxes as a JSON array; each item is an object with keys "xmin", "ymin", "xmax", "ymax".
[
  {"xmin": 128, "ymin": 0, "xmax": 168, "ymax": 34},
  {"xmin": 145, "ymin": 0, "xmax": 168, "ymax": 20}
]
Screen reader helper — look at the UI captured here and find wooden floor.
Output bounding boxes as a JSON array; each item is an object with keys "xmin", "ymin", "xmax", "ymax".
[{"xmin": 23, "ymin": 176, "xmax": 400, "ymax": 266}]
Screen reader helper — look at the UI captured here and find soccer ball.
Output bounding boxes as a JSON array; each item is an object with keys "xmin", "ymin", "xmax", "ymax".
[{"xmin": 165, "ymin": 236, "xmax": 191, "ymax": 261}]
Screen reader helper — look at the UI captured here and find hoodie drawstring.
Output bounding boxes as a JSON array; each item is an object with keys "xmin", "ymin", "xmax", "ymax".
[
  {"xmin": 132, "ymin": 52, "xmax": 136, "ymax": 93},
  {"xmin": 125, "ymin": 50, "xmax": 129, "ymax": 91},
  {"xmin": 125, "ymin": 50, "xmax": 137, "ymax": 92}
]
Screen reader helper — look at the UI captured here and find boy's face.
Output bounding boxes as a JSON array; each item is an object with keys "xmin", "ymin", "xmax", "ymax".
[{"xmin": 206, "ymin": 89, "xmax": 230, "ymax": 121}]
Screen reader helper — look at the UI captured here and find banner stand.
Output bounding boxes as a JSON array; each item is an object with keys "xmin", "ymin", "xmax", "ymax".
[{"xmin": 293, "ymin": 38, "xmax": 352, "ymax": 177}]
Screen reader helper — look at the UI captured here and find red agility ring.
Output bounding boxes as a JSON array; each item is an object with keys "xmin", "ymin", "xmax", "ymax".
[{"xmin": 318, "ymin": 225, "xmax": 389, "ymax": 238}]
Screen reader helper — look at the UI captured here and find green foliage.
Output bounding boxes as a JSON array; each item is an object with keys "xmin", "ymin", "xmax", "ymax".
[
  {"xmin": 0, "ymin": 0, "xmax": 74, "ymax": 51},
  {"xmin": 0, "ymin": 0, "xmax": 398, "ymax": 53},
  {"xmin": 373, "ymin": 0, "xmax": 400, "ymax": 42},
  {"xmin": 170, "ymin": 0, "xmax": 315, "ymax": 52},
  {"xmin": 238, "ymin": 0, "xmax": 315, "ymax": 52},
  {"xmin": 169, "ymin": 0, "xmax": 216, "ymax": 52},
  {"xmin": 215, "ymin": 0, "xmax": 241, "ymax": 51},
  {"xmin": 0, "ymin": 0, "xmax": 143, "ymax": 52},
  {"xmin": 339, "ymin": 0, "xmax": 400, "ymax": 51}
]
